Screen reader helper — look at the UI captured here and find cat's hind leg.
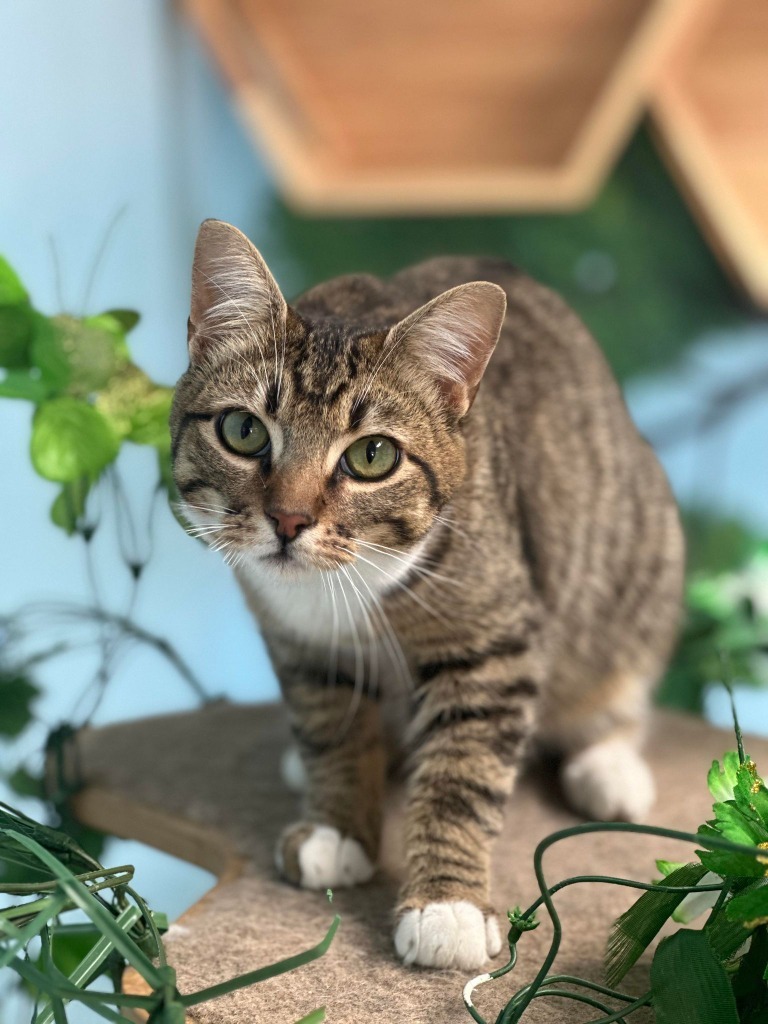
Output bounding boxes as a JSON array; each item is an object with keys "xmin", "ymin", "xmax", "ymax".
[
  {"xmin": 560, "ymin": 735, "xmax": 656, "ymax": 822},
  {"xmin": 545, "ymin": 669, "xmax": 656, "ymax": 822}
]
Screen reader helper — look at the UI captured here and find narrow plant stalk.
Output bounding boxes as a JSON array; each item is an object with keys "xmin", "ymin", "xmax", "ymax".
[
  {"xmin": 35, "ymin": 905, "xmax": 142, "ymax": 1024},
  {"xmin": 181, "ymin": 915, "xmax": 341, "ymax": 1007},
  {"xmin": 467, "ymin": 822, "xmax": 767, "ymax": 1024},
  {"xmin": 6, "ymin": 831, "xmax": 164, "ymax": 989}
]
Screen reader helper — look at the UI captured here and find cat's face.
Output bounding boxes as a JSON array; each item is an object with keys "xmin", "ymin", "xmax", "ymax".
[{"xmin": 171, "ymin": 221, "xmax": 505, "ymax": 592}]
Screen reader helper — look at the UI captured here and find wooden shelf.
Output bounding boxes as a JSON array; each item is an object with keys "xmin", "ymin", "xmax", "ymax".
[
  {"xmin": 652, "ymin": 0, "xmax": 768, "ymax": 308},
  {"xmin": 182, "ymin": 0, "xmax": 695, "ymax": 214}
]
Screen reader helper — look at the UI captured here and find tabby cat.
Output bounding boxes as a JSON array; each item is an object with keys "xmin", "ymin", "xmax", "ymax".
[{"xmin": 171, "ymin": 220, "xmax": 683, "ymax": 971}]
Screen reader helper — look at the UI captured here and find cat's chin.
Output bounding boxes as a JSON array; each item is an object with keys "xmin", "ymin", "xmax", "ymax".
[{"xmin": 258, "ymin": 550, "xmax": 311, "ymax": 579}]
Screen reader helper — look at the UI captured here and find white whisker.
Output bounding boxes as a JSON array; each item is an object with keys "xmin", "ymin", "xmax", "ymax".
[
  {"xmin": 352, "ymin": 537, "xmax": 466, "ymax": 589},
  {"xmin": 346, "ymin": 549, "xmax": 453, "ymax": 627}
]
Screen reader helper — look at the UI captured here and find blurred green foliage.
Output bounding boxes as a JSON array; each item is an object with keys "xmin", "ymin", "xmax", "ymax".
[{"xmin": 0, "ymin": 255, "xmax": 174, "ymax": 536}]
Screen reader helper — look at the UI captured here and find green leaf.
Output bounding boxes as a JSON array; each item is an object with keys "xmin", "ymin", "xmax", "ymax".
[
  {"xmin": 294, "ymin": 1010, "xmax": 326, "ymax": 1024},
  {"xmin": 6, "ymin": 829, "xmax": 164, "ymax": 989},
  {"xmin": 0, "ymin": 804, "xmax": 99, "ymax": 876},
  {"xmin": 651, "ymin": 930, "xmax": 739, "ymax": 1024},
  {"xmin": 698, "ymin": 847, "xmax": 767, "ymax": 879},
  {"xmin": 672, "ymin": 872, "xmax": 722, "ymax": 924},
  {"xmin": 31, "ymin": 398, "xmax": 119, "ymax": 483},
  {"xmin": 7, "ymin": 767, "xmax": 45, "ymax": 799},
  {"xmin": 606, "ymin": 862, "xmax": 708, "ymax": 987},
  {"xmin": 656, "ymin": 860, "xmax": 687, "ymax": 878},
  {"xmin": 50, "ymin": 478, "xmax": 91, "ymax": 535},
  {"xmin": 709, "ymin": 751, "xmax": 742, "ymax": 804},
  {"xmin": 0, "ymin": 675, "xmax": 40, "ymax": 737},
  {"xmin": 731, "ymin": 925, "xmax": 768, "ymax": 1023},
  {"xmin": 0, "ymin": 303, "xmax": 36, "ymax": 368},
  {"xmin": 0, "ymin": 256, "xmax": 28, "ymax": 304},
  {"xmin": 0, "ymin": 368, "xmax": 52, "ymax": 402},
  {"xmin": 31, "ymin": 315, "xmax": 129, "ymax": 397},
  {"xmin": 726, "ymin": 885, "xmax": 768, "ymax": 929},
  {"xmin": 95, "ymin": 365, "xmax": 172, "ymax": 447},
  {"xmin": 101, "ymin": 309, "xmax": 139, "ymax": 333},
  {"xmin": 734, "ymin": 761, "xmax": 768, "ymax": 829},
  {"xmin": 710, "ymin": 801, "xmax": 768, "ymax": 847}
]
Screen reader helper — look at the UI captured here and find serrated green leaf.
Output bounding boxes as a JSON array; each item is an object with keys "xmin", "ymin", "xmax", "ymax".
[
  {"xmin": 50, "ymin": 478, "xmax": 91, "ymax": 535},
  {"xmin": 30, "ymin": 397, "xmax": 119, "ymax": 483},
  {"xmin": 101, "ymin": 308, "xmax": 139, "ymax": 333},
  {"xmin": 0, "ymin": 303, "xmax": 36, "ymax": 368},
  {"xmin": 698, "ymin": 847, "xmax": 767, "ymax": 879},
  {"xmin": 606, "ymin": 862, "xmax": 708, "ymax": 986},
  {"xmin": 709, "ymin": 751, "xmax": 742, "ymax": 803},
  {"xmin": 0, "ymin": 368, "xmax": 52, "ymax": 402},
  {"xmin": 735, "ymin": 761, "xmax": 768, "ymax": 829},
  {"xmin": 726, "ymin": 885, "xmax": 768, "ymax": 929},
  {"xmin": 651, "ymin": 930, "xmax": 739, "ymax": 1024},
  {"xmin": 711, "ymin": 801, "xmax": 768, "ymax": 847},
  {"xmin": 0, "ymin": 675, "xmax": 40, "ymax": 737},
  {"xmin": 0, "ymin": 256, "xmax": 28, "ymax": 304}
]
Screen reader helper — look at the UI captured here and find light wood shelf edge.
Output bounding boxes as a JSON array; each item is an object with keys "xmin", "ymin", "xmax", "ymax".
[{"xmin": 73, "ymin": 786, "xmax": 247, "ymax": 1023}]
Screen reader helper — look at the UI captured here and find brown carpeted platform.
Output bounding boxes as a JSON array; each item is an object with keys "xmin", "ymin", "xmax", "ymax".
[{"xmin": 70, "ymin": 704, "xmax": 768, "ymax": 1023}]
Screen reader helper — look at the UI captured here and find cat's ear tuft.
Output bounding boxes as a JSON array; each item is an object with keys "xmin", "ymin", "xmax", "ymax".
[
  {"xmin": 386, "ymin": 282, "xmax": 506, "ymax": 418},
  {"xmin": 188, "ymin": 219, "xmax": 287, "ymax": 364}
]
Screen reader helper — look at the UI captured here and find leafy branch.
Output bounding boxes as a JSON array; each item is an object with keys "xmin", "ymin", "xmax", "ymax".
[{"xmin": 464, "ymin": 695, "xmax": 768, "ymax": 1023}]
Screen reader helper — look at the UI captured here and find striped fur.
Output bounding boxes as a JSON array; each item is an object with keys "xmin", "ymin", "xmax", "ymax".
[{"xmin": 171, "ymin": 221, "xmax": 684, "ymax": 970}]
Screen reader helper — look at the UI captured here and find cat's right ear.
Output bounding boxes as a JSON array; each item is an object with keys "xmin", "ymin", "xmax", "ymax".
[{"xmin": 188, "ymin": 219, "xmax": 287, "ymax": 364}]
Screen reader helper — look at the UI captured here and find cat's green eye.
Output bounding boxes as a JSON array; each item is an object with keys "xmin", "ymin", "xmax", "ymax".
[
  {"xmin": 342, "ymin": 436, "xmax": 399, "ymax": 480},
  {"xmin": 218, "ymin": 409, "xmax": 270, "ymax": 457}
]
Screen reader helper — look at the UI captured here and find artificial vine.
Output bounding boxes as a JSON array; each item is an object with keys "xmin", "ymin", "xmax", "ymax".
[{"xmin": 464, "ymin": 698, "xmax": 768, "ymax": 1023}]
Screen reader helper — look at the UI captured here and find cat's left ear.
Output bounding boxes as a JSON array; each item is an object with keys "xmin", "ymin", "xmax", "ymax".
[
  {"xmin": 386, "ymin": 282, "xmax": 506, "ymax": 418},
  {"xmin": 188, "ymin": 219, "xmax": 287, "ymax": 364}
]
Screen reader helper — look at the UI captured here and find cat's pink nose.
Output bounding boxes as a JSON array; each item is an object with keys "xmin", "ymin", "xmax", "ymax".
[{"xmin": 266, "ymin": 508, "xmax": 314, "ymax": 541}]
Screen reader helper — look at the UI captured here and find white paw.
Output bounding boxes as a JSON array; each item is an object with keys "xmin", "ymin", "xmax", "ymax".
[
  {"xmin": 561, "ymin": 739, "xmax": 655, "ymax": 822},
  {"xmin": 394, "ymin": 902, "xmax": 502, "ymax": 970},
  {"xmin": 280, "ymin": 745, "xmax": 307, "ymax": 793},
  {"xmin": 294, "ymin": 825, "xmax": 375, "ymax": 889}
]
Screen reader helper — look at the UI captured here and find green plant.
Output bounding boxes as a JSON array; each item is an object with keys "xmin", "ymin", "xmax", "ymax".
[
  {"xmin": 464, "ymin": 693, "xmax": 768, "ymax": 1023},
  {"xmin": 0, "ymin": 255, "xmax": 174, "ymax": 534},
  {"xmin": 662, "ymin": 541, "xmax": 768, "ymax": 713},
  {"xmin": 0, "ymin": 255, "xmax": 216, "ymax": 1013},
  {"xmin": 0, "ymin": 254, "xmax": 212, "ymax": 821},
  {"xmin": 0, "ymin": 803, "xmax": 338, "ymax": 1022}
]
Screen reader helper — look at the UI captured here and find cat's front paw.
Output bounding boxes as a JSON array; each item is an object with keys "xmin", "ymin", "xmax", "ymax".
[
  {"xmin": 275, "ymin": 822, "xmax": 375, "ymax": 889},
  {"xmin": 394, "ymin": 901, "xmax": 502, "ymax": 970}
]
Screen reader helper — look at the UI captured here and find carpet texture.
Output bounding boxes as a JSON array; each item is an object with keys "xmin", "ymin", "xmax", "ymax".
[{"xmin": 71, "ymin": 704, "xmax": 768, "ymax": 1023}]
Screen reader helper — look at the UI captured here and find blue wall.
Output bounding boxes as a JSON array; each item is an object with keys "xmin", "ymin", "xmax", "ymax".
[{"xmin": 0, "ymin": 1, "xmax": 280, "ymax": 734}]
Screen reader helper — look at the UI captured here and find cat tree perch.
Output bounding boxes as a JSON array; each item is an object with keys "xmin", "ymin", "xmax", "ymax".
[
  {"xmin": 181, "ymin": 0, "xmax": 768, "ymax": 309},
  {"xmin": 181, "ymin": 0, "xmax": 694, "ymax": 215},
  {"xmin": 68, "ymin": 703, "xmax": 768, "ymax": 1022}
]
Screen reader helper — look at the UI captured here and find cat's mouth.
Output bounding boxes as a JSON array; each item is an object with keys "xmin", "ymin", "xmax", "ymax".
[{"xmin": 262, "ymin": 546, "xmax": 295, "ymax": 566}]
